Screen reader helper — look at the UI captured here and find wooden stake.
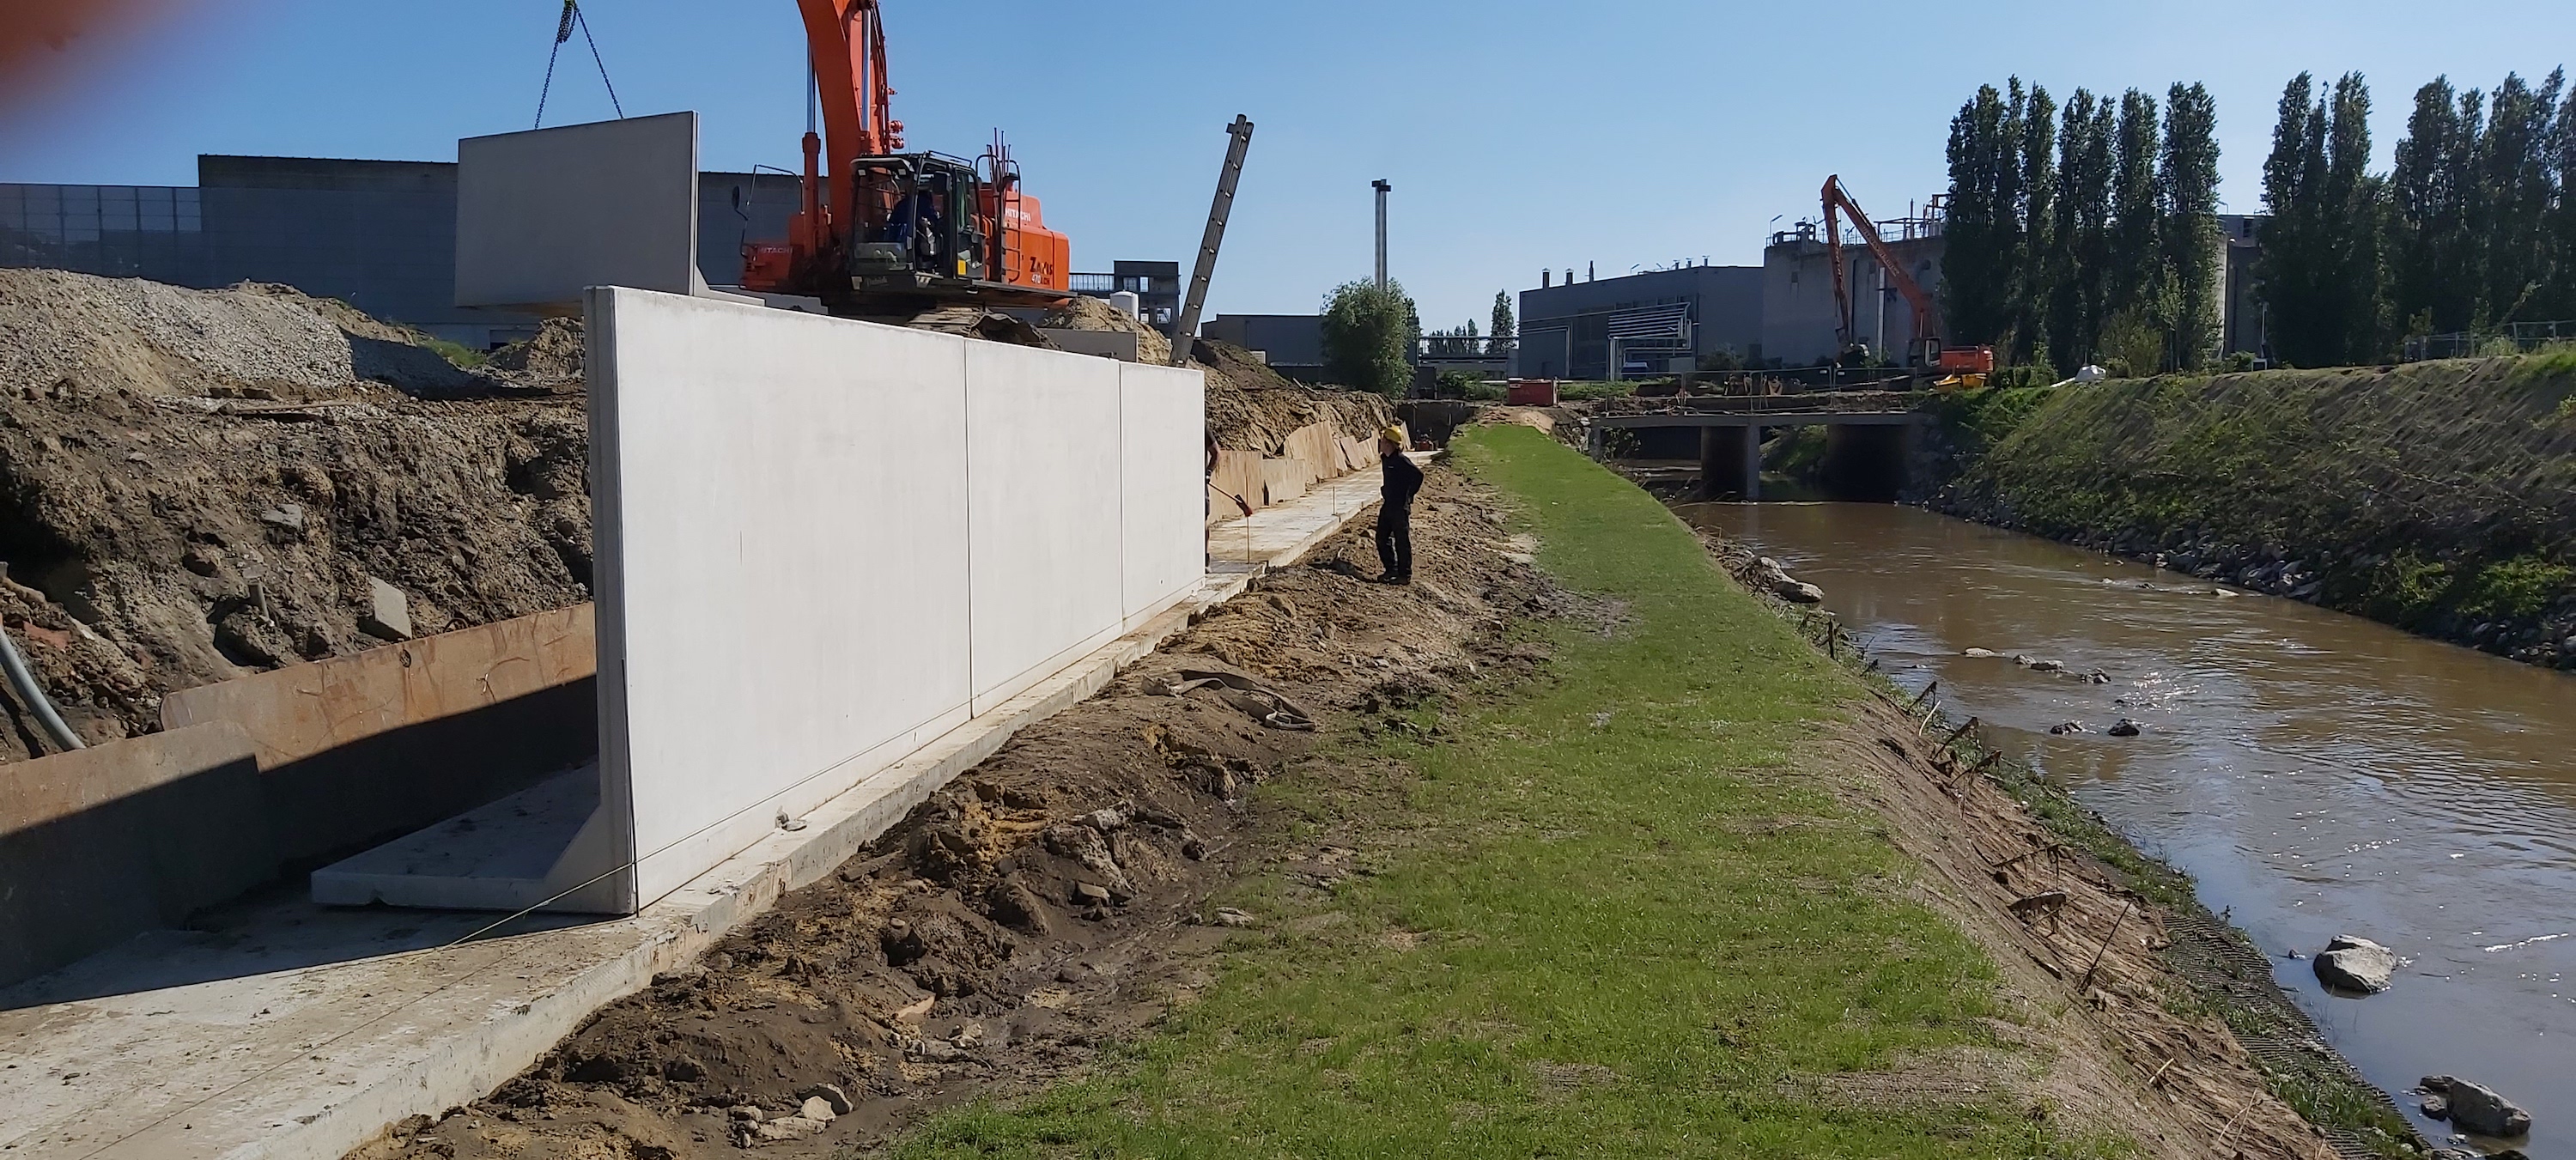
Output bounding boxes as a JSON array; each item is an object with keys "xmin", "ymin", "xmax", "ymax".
[
  {"xmin": 2077, "ymin": 902, "xmax": 2135, "ymax": 992},
  {"xmin": 1941, "ymin": 717, "xmax": 1980, "ymax": 747}
]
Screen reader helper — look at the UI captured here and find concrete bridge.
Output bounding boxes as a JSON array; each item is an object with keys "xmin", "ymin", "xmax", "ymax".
[{"xmin": 1583, "ymin": 391, "xmax": 1930, "ymax": 500}]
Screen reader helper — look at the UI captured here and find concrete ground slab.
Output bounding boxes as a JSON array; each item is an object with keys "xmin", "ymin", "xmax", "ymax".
[
  {"xmin": 1206, "ymin": 462, "xmax": 1387, "ymax": 568},
  {"xmin": 0, "ymin": 466, "xmax": 1384, "ymax": 1160}
]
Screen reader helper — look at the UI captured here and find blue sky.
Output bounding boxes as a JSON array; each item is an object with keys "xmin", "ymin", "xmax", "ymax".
[{"xmin": 4, "ymin": 0, "xmax": 2573, "ymax": 328}]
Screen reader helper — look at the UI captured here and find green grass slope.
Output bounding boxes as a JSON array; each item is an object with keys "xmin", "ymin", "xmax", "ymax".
[
  {"xmin": 889, "ymin": 427, "xmax": 2123, "ymax": 1159},
  {"xmin": 1930, "ymin": 355, "xmax": 2576, "ymax": 665}
]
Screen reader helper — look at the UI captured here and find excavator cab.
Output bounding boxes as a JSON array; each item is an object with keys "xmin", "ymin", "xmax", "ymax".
[{"xmin": 848, "ymin": 154, "xmax": 988, "ymax": 288}]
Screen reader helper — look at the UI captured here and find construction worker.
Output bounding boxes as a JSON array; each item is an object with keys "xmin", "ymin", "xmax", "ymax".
[{"xmin": 1375, "ymin": 425, "xmax": 1422, "ymax": 584}]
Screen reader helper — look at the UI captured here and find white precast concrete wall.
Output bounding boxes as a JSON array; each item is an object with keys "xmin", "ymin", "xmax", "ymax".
[
  {"xmin": 963, "ymin": 343, "xmax": 1127, "ymax": 714},
  {"xmin": 457, "ymin": 114, "xmax": 706, "ymax": 313},
  {"xmin": 1120, "ymin": 361, "xmax": 1208, "ymax": 624},
  {"xmin": 586, "ymin": 288, "xmax": 1205, "ymax": 908}
]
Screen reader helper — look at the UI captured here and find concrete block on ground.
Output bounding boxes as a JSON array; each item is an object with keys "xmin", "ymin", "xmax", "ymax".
[
  {"xmin": 360, "ymin": 575, "xmax": 413, "ymax": 641},
  {"xmin": 1038, "ymin": 328, "xmax": 1141, "ymax": 362}
]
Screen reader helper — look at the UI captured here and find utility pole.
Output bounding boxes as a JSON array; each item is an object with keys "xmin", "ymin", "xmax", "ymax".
[
  {"xmin": 1372, "ymin": 179, "xmax": 1391, "ymax": 288},
  {"xmin": 1170, "ymin": 115, "xmax": 1255, "ymax": 367}
]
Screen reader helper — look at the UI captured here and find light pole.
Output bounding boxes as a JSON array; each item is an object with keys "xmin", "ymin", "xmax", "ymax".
[{"xmin": 1372, "ymin": 179, "xmax": 1391, "ymax": 288}]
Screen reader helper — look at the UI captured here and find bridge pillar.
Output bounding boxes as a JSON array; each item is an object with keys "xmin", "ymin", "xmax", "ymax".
[{"xmin": 1698, "ymin": 423, "xmax": 1763, "ymax": 501}]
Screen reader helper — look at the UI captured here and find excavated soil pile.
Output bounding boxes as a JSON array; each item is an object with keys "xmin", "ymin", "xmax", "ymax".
[
  {"xmin": 1028, "ymin": 299, "xmax": 1390, "ymax": 454},
  {"xmin": 1041, "ymin": 295, "xmax": 1172, "ymax": 366},
  {"xmin": 0, "ymin": 270, "xmax": 591, "ymax": 758},
  {"xmin": 352, "ymin": 470, "xmax": 1563, "ymax": 1160},
  {"xmin": 1190, "ymin": 336, "xmax": 1392, "ymax": 454}
]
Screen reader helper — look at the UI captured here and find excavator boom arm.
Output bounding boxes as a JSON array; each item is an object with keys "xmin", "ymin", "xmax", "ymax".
[
  {"xmin": 795, "ymin": 0, "xmax": 901, "ymax": 254},
  {"xmin": 1820, "ymin": 175, "xmax": 1939, "ymax": 355}
]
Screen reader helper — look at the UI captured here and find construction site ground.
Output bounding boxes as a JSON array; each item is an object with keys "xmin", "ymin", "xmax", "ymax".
[
  {"xmin": 356, "ymin": 427, "xmax": 2356, "ymax": 1160},
  {"xmin": 0, "ymin": 460, "xmax": 1393, "ymax": 1160}
]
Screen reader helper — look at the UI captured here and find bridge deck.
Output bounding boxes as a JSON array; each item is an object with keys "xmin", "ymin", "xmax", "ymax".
[
  {"xmin": 1588, "ymin": 409, "xmax": 1923, "ymax": 428},
  {"xmin": 1587, "ymin": 390, "xmax": 1929, "ymax": 429}
]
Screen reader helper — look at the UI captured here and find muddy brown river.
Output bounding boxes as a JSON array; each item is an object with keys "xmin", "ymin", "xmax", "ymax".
[{"xmin": 1686, "ymin": 501, "xmax": 2573, "ymax": 1156}]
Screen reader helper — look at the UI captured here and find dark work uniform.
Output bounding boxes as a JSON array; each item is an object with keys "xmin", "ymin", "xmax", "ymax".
[{"xmin": 1377, "ymin": 448, "xmax": 1424, "ymax": 581}]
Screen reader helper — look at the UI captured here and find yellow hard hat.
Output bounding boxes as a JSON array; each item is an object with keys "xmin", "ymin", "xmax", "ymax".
[{"xmin": 1378, "ymin": 424, "xmax": 1406, "ymax": 446}]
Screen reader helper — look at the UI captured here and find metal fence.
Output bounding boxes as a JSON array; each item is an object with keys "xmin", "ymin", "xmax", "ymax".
[
  {"xmin": 0, "ymin": 183, "xmax": 208, "ymax": 281},
  {"xmin": 2404, "ymin": 320, "xmax": 2576, "ymax": 361}
]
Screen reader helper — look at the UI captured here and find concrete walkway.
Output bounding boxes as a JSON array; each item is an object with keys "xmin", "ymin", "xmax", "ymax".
[{"xmin": 0, "ymin": 465, "xmax": 1391, "ymax": 1160}]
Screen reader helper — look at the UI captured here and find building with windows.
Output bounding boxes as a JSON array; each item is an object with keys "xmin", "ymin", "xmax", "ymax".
[
  {"xmin": 1196, "ymin": 313, "xmax": 1325, "ymax": 381},
  {"xmin": 1068, "ymin": 259, "xmax": 1181, "ymax": 331},
  {"xmin": 1515, "ymin": 264, "xmax": 1763, "ymax": 380}
]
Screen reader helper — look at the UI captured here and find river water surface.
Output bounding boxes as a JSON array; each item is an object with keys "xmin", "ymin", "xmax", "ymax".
[{"xmin": 1686, "ymin": 501, "xmax": 2573, "ymax": 1156}]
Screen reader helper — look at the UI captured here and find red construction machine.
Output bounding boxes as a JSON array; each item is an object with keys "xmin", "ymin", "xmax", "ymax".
[
  {"xmin": 1820, "ymin": 174, "xmax": 1991, "ymax": 386},
  {"xmin": 741, "ymin": 1, "xmax": 1072, "ymax": 311}
]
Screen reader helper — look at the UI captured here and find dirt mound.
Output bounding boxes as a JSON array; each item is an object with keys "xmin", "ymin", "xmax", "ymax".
[
  {"xmin": 350, "ymin": 471, "xmax": 1564, "ymax": 1160},
  {"xmin": 0, "ymin": 270, "xmax": 590, "ymax": 757},
  {"xmin": 1193, "ymin": 337, "xmax": 1391, "ymax": 454},
  {"xmin": 1042, "ymin": 295, "xmax": 1171, "ymax": 365},
  {"xmin": 483, "ymin": 318, "xmax": 586, "ymax": 393}
]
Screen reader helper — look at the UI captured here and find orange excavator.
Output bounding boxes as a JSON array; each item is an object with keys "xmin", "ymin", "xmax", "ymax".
[
  {"xmin": 741, "ymin": 1, "xmax": 1072, "ymax": 311},
  {"xmin": 1820, "ymin": 174, "xmax": 1991, "ymax": 386}
]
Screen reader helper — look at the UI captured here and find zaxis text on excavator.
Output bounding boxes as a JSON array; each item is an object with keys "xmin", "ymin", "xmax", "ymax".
[{"xmin": 741, "ymin": 0, "xmax": 1072, "ymax": 313}]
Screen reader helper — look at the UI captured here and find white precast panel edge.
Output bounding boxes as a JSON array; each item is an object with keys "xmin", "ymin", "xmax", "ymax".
[
  {"xmin": 591, "ymin": 288, "xmax": 977, "ymax": 908},
  {"xmin": 963, "ymin": 341, "xmax": 1127, "ymax": 714},
  {"xmin": 1119, "ymin": 361, "xmax": 1208, "ymax": 628},
  {"xmin": 457, "ymin": 113, "xmax": 702, "ymax": 312}
]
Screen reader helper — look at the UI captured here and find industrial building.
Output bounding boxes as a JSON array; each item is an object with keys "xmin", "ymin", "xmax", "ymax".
[
  {"xmin": 1516, "ymin": 264, "xmax": 1764, "ymax": 380},
  {"xmin": 1, "ymin": 155, "xmax": 1167, "ymax": 349},
  {"xmin": 1198, "ymin": 313, "xmax": 1326, "ymax": 380},
  {"xmin": 1519, "ymin": 208, "xmax": 2267, "ymax": 377},
  {"xmin": 1759, "ymin": 216, "xmax": 1946, "ymax": 367}
]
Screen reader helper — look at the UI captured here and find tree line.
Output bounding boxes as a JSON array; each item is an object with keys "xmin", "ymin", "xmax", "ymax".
[
  {"xmin": 1941, "ymin": 67, "xmax": 2576, "ymax": 374},
  {"xmin": 1940, "ymin": 77, "xmax": 2221, "ymax": 378},
  {"xmin": 2263, "ymin": 68, "xmax": 2576, "ymax": 367}
]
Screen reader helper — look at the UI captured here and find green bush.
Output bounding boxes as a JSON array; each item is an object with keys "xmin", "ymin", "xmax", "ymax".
[
  {"xmin": 1321, "ymin": 280, "xmax": 1419, "ymax": 397},
  {"xmin": 2461, "ymin": 557, "xmax": 2573, "ymax": 621}
]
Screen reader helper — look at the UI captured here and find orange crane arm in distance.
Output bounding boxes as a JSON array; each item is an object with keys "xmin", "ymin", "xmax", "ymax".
[{"xmin": 1820, "ymin": 174, "xmax": 1940, "ymax": 361}]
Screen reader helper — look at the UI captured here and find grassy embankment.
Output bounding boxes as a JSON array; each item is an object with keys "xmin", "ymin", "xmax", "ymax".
[
  {"xmin": 1927, "ymin": 355, "xmax": 2576, "ymax": 666},
  {"xmin": 889, "ymin": 426, "xmax": 2126, "ymax": 1158}
]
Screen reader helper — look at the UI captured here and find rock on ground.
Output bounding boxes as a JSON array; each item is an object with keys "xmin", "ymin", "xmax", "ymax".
[
  {"xmin": 2421, "ymin": 1075, "xmax": 2532, "ymax": 1137},
  {"xmin": 2312, "ymin": 935, "xmax": 2397, "ymax": 993}
]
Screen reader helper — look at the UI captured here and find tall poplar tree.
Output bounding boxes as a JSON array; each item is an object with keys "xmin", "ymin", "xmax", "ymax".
[
  {"xmin": 2012, "ymin": 85, "xmax": 2057, "ymax": 364},
  {"xmin": 2478, "ymin": 70, "xmax": 2562, "ymax": 322},
  {"xmin": 2099, "ymin": 89, "xmax": 2168, "ymax": 371},
  {"xmin": 1942, "ymin": 82, "xmax": 2024, "ymax": 351},
  {"xmin": 2551, "ymin": 82, "xmax": 2576, "ymax": 320},
  {"xmin": 2159, "ymin": 82, "xmax": 2222, "ymax": 369},
  {"xmin": 2107, "ymin": 90, "xmax": 2166, "ymax": 324},
  {"xmin": 2257, "ymin": 73, "xmax": 2328, "ymax": 366},
  {"xmin": 2048, "ymin": 89, "xmax": 2117, "ymax": 373},
  {"xmin": 2393, "ymin": 78, "xmax": 2488, "ymax": 332},
  {"xmin": 2322, "ymin": 73, "xmax": 2391, "ymax": 361}
]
